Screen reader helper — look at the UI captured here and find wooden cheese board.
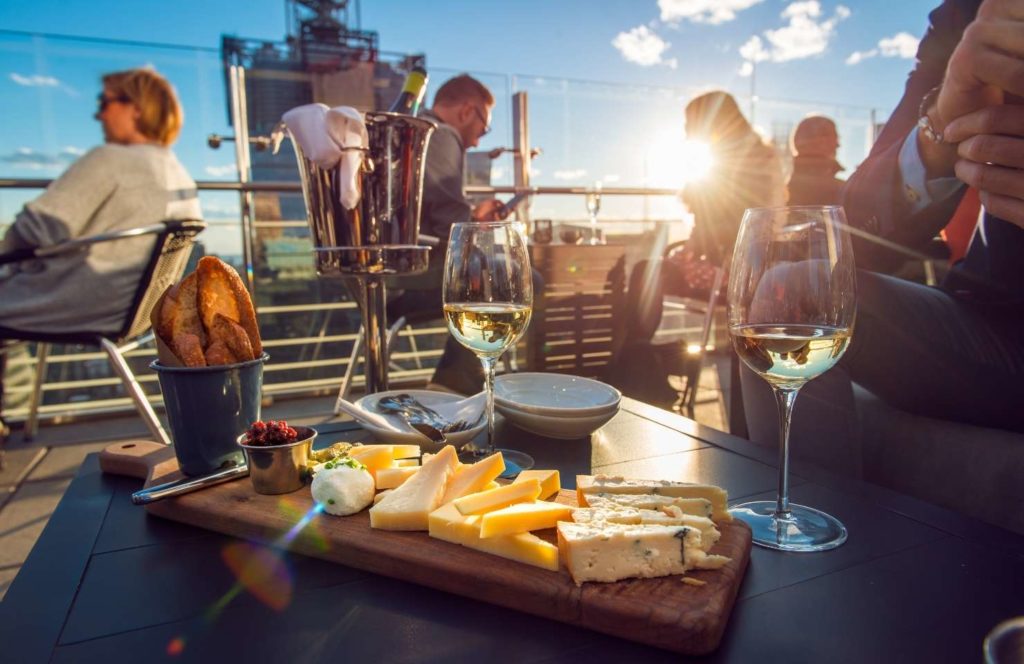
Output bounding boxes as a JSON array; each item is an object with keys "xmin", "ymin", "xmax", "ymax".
[{"xmin": 100, "ymin": 439, "xmax": 752, "ymax": 655}]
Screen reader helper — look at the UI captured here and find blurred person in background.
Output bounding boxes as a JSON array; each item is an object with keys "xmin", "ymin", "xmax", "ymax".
[
  {"xmin": 787, "ymin": 115, "xmax": 845, "ymax": 206},
  {"xmin": 672, "ymin": 90, "xmax": 785, "ymax": 295},
  {"xmin": 0, "ymin": 67, "xmax": 200, "ymax": 452},
  {"xmin": 387, "ymin": 73, "xmax": 509, "ymax": 395}
]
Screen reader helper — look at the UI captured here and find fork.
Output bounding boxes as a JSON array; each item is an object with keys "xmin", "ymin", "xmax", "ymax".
[{"xmin": 376, "ymin": 394, "xmax": 469, "ymax": 433}]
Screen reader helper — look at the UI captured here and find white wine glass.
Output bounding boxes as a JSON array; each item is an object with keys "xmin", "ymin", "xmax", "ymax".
[
  {"xmin": 443, "ymin": 221, "xmax": 535, "ymax": 472},
  {"xmin": 727, "ymin": 206, "xmax": 856, "ymax": 551},
  {"xmin": 585, "ymin": 182, "xmax": 603, "ymax": 245}
]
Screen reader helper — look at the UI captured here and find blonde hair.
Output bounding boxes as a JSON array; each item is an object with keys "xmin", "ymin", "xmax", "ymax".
[
  {"xmin": 433, "ymin": 74, "xmax": 494, "ymax": 108},
  {"xmin": 102, "ymin": 68, "xmax": 183, "ymax": 146}
]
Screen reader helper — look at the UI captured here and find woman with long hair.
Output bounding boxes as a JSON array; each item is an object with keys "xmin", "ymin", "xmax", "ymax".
[{"xmin": 675, "ymin": 91, "xmax": 785, "ymax": 292}]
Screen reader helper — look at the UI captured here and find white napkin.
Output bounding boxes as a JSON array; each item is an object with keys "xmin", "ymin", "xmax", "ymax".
[
  {"xmin": 334, "ymin": 396, "xmax": 404, "ymax": 432},
  {"xmin": 325, "ymin": 106, "xmax": 369, "ymax": 210},
  {"xmin": 280, "ymin": 103, "xmax": 340, "ymax": 169}
]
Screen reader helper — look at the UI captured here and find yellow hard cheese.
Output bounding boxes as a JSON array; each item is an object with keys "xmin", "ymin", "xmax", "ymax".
[
  {"xmin": 479, "ymin": 500, "xmax": 573, "ymax": 538},
  {"xmin": 428, "ymin": 503, "xmax": 559, "ymax": 571},
  {"xmin": 512, "ymin": 469, "xmax": 560, "ymax": 500},
  {"xmin": 452, "ymin": 478, "xmax": 541, "ymax": 516},
  {"xmin": 440, "ymin": 452, "xmax": 505, "ymax": 504},
  {"xmin": 369, "ymin": 445, "xmax": 457, "ymax": 530},
  {"xmin": 375, "ymin": 466, "xmax": 419, "ymax": 490},
  {"xmin": 347, "ymin": 446, "xmax": 396, "ymax": 477},
  {"xmin": 577, "ymin": 474, "xmax": 732, "ymax": 522}
]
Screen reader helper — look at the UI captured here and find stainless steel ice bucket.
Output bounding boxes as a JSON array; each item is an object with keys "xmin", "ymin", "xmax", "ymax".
[{"xmin": 289, "ymin": 111, "xmax": 436, "ymax": 275}]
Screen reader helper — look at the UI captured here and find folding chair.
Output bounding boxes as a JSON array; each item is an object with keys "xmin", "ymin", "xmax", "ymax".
[{"xmin": 0, "ymin": 219, "xmax": 206, "ymax": 446}]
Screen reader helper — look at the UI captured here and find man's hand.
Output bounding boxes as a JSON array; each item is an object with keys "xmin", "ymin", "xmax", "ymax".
[
  {"xmin": 945, "ymin": 104, "xmax": 1024, "ymax": 227},
  {"xmin": 936, "ymin": 0, "xmax": 1024, "ymax": 126},
  {"xmin": 471, "ymin": 198, "xmax": 509, "ymax": 221}
]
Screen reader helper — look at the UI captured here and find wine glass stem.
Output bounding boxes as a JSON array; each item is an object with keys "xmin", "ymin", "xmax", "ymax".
[
  {"xmin": 481, "ymin": 355, "xmax": 498, "ymax": 455},
  {"xmin": 772, "ymin": 385, "xmax": 800, "ymax": 520}
]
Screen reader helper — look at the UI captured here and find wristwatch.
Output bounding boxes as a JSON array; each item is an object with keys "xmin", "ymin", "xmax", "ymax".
[{"xmin": 917, "ymin": 85, "xmax": 945, "ymax": 144}]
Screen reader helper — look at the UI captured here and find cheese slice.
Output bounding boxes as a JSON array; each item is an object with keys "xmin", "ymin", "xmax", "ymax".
[
  {"xmin": 452, "ymin": 479, "xmax": 541, "ymax": 516},
  {"xmin": 577, "ymin": 475, "xmax": 731, "ymax": 522},
  {"xmin": 428, "ymin": 503, "xmax": 559, "ymax": 571},
  {"xmin": 375, "ymin": 466, "xmax": 419, "ymax": 490},
  {"xmin": 349, "ymin": 443, "xmax": 421, "ymax": 459},
  {"xmin": 369, "ymin": 445, "xmax": 458, "ymax": 530},
  {"xmin": 572, "ymin": 506, "xmax": 720, "ymax": 552},
  {"xmin": 481, "ymin": 480, "xmax": 501, "ymax": 491},
  {"xmin": 584, "ymin": 493, "xmax": 713, "ymax": 519},
  {"xmin": 441, "ymin": 452, "xmax": 506, "ymax": 504},
  {"xmin": 557, "ymin": 520, "xmax": 704, "ymax": 585},
  {"xmin": 479, "ymin": 500, "xmax": 573, "ymax": 538},
  {"xmin": 347, "ymin": 446, "xmax": 396, "ymax": 477},
  {"xmin": 512, "ymin": 469, "xmax": 560, "ymax": 500}
]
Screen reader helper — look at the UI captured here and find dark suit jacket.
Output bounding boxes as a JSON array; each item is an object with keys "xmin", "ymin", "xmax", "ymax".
[{"xmin": 842, "ymin": 0, "xmax": 1024, "ymax": 302}]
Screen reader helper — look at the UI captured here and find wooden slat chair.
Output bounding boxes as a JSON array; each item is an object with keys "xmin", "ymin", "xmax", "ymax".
[{"xmin": 0, "ymin": 219, "xmax": 206, "ymax": 450}]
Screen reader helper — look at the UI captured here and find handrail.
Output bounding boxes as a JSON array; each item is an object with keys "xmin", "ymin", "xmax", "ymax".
[{"xmin": 0, "ymin": 177, "xmax": 679, "ymax": 197}]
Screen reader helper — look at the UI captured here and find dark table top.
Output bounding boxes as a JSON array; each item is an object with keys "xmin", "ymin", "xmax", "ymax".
[{"xmin": 3, "ymin": 398, "xmax": 1024, "ymax": 663}]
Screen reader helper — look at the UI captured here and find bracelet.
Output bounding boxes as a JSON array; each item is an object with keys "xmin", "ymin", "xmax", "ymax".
[{"xmin": 917, "ymin": 85, "xmax": 945, "ymax": 144}]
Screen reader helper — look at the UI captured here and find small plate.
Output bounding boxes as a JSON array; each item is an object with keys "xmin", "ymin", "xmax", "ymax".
[
  {"xmin": 353, "ymin": 390, "xmax": 485, "ymax": 447},
  {"xmin": 494, "ymin": 372, "xmax": 621, "ymax": 418},
  {"xmin": 495, "ymin": 400, "xmax": 618, "ymax": 440}
]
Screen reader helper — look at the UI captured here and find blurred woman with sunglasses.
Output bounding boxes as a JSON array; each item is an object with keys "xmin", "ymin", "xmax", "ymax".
[{"xmin": 0, "ymin": 68, "xmax": 200, "ymax": 445}]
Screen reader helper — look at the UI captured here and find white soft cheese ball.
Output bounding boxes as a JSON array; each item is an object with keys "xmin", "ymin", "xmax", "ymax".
[{"xmin": 311, "ymin": 465, "xmax": 375, "ymax": 516}]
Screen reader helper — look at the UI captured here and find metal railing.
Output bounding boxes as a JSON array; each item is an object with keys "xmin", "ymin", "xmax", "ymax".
[{"xmin": 0, "ymin": 178, "xmax": 694, "ymax": 424}]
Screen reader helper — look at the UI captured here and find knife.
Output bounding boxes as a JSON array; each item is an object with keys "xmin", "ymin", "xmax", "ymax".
[{"xmin": 130, "ymin": 462, "xmax": 249, "ymax": 505}]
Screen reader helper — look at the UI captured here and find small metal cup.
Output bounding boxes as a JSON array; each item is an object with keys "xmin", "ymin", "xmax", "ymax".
[{"xmin": 237, "ymin": 426, "xmax": 316, "ymax": 495}]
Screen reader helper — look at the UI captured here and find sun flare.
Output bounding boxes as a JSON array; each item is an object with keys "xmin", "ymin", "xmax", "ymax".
[{"xmin": 644, "ymin": 137, "xmax": 714, "ymax": 188}]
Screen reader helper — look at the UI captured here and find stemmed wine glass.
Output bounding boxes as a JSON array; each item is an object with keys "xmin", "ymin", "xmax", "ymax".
[
  {"xmin": 443, "ymin": 221, "xmax": 535, "ymax": 472},
  {"xmin": 727, "ymin": 206, "xmax": 856, "ymax": 551},
  {"xmin": 585, "ymin": 182, "xmax": 603, "ymax": 245}
]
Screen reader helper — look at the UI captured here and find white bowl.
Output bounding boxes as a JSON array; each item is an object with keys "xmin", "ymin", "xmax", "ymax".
[
  {"xmin": 494, "ymin": 372, "xmax": 621, "ymax": 418},
  {"xmin": 353, "ymin": 390, "xmax": 485, "ymax": 448},
  {"xmin": 495, "ymin": 399, "xmax": 619, "ymax": 440}
]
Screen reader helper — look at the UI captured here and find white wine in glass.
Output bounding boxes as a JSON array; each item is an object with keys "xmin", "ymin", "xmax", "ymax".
[
  {"xmin": 727, "ymin": 205, "xmax": 856, "ymax": 552},
  {"xmin": 443, "ymin": 221, "xmax": 535, "ymax": 473}
]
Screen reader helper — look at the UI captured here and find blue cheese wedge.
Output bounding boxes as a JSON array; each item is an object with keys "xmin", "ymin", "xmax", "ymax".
[
  {"xmin": 584, "ymin": 493, "xmax": 713, "ymax": 519},
  {"xmin": 571, "ymin": 505, "xmax": 721, "ymax": 552},
  {"xmin": 556, "ymin": 521, "xmax": 705, "ymax": 585},
  {"xmin": 576, "ymin": 475, "xmax": 732, "ymax": 522}
]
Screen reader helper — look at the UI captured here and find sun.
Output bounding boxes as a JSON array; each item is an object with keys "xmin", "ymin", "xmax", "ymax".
[{"xmin": 643, "ymin": 137, "xmax": 714, "ymax": 189}]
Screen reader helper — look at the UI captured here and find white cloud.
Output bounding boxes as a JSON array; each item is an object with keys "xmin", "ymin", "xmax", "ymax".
[
  {"xmin": 612, "ymin": 26, "xmax": 673, "ymax": 67},
  {"xmin": 845, "ymin": 49, "xmax": 877, "ymax": 65},
  {"xmin": 205, "ymin": 164, "xmax": 237, "ymax": 177},
  {"xmin": 739, "ymin": 1, "xmax": 850, "ymax": 67},
  {"xmin": 659, "ymin": 0, "xmax": 765, "ymax": 24},
  {"xmin": 1, "ymin": 147, "xmax": 78, "ymax": 170},
  {"xmin": 846, "ymin": 31, "xmax": 919, "ymax": 65},
  {"xmin": 738, "ymin": 60, "xmax": 755, "ymax": 77},
  {"xmin": 602, "ymin": 174, "xmax": 621, "ymax": 183},
  {"xmin": 879, "ymin": 32, "xmax": 919, "ymax": 58},
  {"xmin": 553, "ymin": 169, "xmax": 588, "ymax": 181},
  {"xmin": 10, "ymin": 73, "xmax": 60, "ymax": 87}
]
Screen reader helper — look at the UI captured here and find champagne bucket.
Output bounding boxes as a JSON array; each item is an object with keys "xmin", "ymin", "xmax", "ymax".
[{"xmin": 290, "ymin": 111, "xmax": 436, "ymax": 275}]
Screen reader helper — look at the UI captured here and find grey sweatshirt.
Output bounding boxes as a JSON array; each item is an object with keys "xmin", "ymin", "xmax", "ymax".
[{"xmin": 0, "ymin": 143, "xmax": 201, "ymax": 334}]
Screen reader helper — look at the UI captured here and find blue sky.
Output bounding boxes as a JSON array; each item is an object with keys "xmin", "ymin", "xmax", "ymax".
[{"xmin": 0, "ymin": 0, "xmax": 940, "ymax": 248}]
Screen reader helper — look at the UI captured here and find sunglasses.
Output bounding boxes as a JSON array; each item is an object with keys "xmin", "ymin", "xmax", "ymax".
[
  {"xmin": 471, "ymin": 105, "xmax": 492, "ymax": 136},
  {"xmin": 97, "ymin": 93, "xmax": 132, "ymax": 112}
]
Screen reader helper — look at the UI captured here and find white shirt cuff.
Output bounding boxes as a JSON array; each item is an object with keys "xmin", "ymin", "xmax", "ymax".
[{"xmin": 898, "ymin": 126, "xmax": 963, "ymax": 212}]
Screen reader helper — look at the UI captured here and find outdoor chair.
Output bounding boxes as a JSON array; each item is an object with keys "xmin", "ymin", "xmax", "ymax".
[
  {"xmin": 611, "ymin": 239, "xmax": 727, "ymax": 417},
  {"xmin": 0, "ymin": 219, "xmax": 206, "ymax": 447}
]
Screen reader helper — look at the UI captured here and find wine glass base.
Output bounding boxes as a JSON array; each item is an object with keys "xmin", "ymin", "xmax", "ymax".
[
  {"xmin": 730, "ymin": 501, "xmax": 847, "ymax": 552},
  {"xmin": 457, "ymin": 448, "xmax": 534, "ymax": 478}
]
